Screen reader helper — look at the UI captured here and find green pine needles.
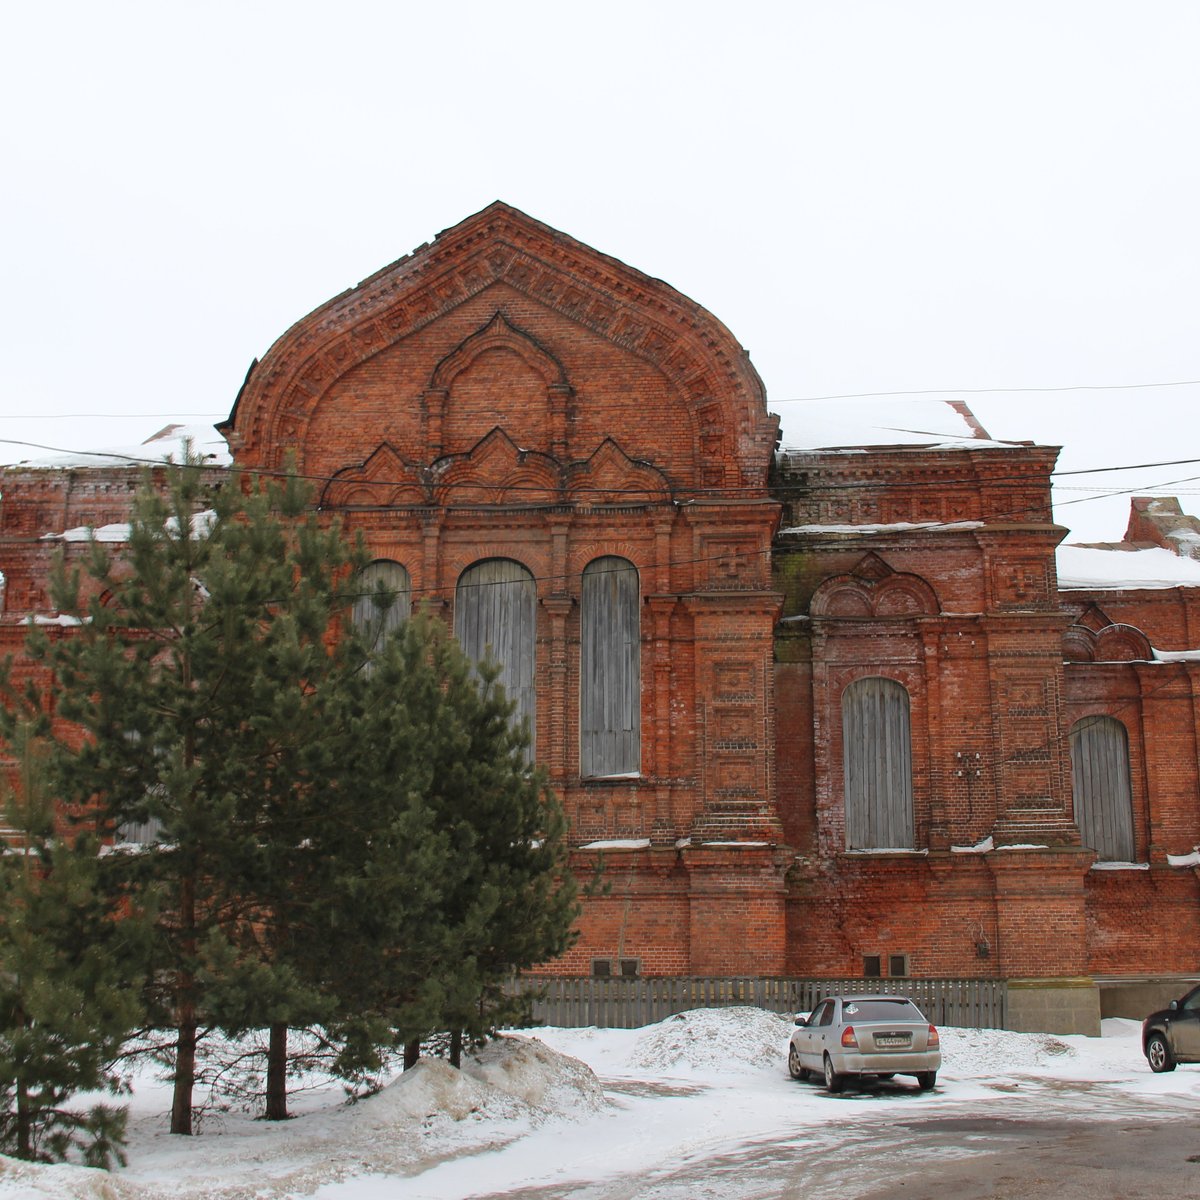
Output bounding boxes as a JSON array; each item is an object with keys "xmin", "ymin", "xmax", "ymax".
[{"xmin": 0, "ymin": 452, "xmax": 578, "ymax": 1160}]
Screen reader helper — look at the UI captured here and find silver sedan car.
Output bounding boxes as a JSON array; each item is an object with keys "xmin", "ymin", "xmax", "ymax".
[{"xmin": 788, "ymin": 994, "xmax": 941, "ymax": 1092}]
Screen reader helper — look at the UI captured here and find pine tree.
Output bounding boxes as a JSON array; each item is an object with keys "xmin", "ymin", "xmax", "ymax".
[
  {"xmin": 307, "ymin": 610, "xmax": 579, "ymax": 1071},
  {"xmin": 0, "ymin": 719, "xmax": 146, "ymax": 1167},
  {"xmin": 23, "ymin": 455, "xmax": 365, "ymax": 1133}
]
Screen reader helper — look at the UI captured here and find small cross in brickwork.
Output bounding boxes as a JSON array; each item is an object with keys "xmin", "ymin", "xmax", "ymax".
[
  {"xmin": 1008, "ymin": 566, "xmax": 1037, "ymax": 599},
  {"xmin": 719, "ymin": 547, "xmax": 747, "ymax": 579}
]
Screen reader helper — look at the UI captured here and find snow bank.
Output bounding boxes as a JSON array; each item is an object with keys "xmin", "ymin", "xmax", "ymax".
[
  {"xmin": 0, "ymin": 1158, "xmax": 116, "ymax": 1199},
  {"xmin": 626, "ymin": 1007, "xmax": 794, "ymax": 1075},
  {"xmin": 464, "ymin": 1036, "xmax": 607, "ymax": 1117}
]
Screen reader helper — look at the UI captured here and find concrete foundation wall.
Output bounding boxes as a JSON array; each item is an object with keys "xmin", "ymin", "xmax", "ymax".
[
  {"xmin": 1006, "ymin": 977, "xmax": 1100, "ymax": 1036},
  {"xmin": 1097, "ymin": 977, "xmax": 1200, "ymax": 1021}
]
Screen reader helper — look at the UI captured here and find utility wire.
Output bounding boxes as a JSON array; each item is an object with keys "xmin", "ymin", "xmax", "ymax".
[
  {"xmin": 778, "ymin": 378, "xmax": 1200, "ymax": 402},
  {"xmin": 3, "ymin": 375, "xmax": 1199, "ymax": 417},
  {"xmin": 3, "ymin": 437, "xmax": 1199, "ymax": 501}
]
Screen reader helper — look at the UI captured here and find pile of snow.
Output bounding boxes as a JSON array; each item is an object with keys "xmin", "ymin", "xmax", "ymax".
[
  {"xmin": 464, "ymin": 1035, "xmax": 608, "ymax": 1118},
  {"xmin": 626, "ymin": 1007, "xmax": 794, "ymax": 1075}
]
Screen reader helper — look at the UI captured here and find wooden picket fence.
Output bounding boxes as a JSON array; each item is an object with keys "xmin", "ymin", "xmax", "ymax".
[{"xmin": 508, "ymin": 976, "xmax": 1006, "ymax": 1030}]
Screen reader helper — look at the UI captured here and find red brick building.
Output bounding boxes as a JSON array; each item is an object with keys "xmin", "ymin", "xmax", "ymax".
[{"xmin": 3, "ymin": 204, "xmax": 1199, "ymax": 1025}]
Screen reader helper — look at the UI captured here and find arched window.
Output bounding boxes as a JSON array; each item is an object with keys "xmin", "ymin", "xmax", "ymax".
[
  {"xmin": 1070, "ymin": 715, "xmax": 1135, "ymax": 861},
  {"xmin": 843, "ymin": 678, "xmax": 914, "ymax": 850},
  {"xmin": 580, "ymin": 556, "xmax": 640, "ymax": 777},
  {"xmin": 351, "ymin": 560, "xmax": 411, "ymax": 653},
  {"xmin": 455, "ymin": 559, "xmax": 536, "ymax": 753}
]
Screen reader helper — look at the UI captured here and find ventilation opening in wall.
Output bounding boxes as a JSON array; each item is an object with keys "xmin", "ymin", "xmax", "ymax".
[
  {"xmin": 591, "ymin": 959, "xmax": 612, "ymax": 978},
  {"xmin": 863, "ymin": 955, "xmax": 882, "ymax": 978},
  {"xmin": 619, "ymin": 958, "xmax": 640, "ymax": 978},
  {"xmin": 889, "ymin": 954, "xmax": 909, "ymax": 977}
]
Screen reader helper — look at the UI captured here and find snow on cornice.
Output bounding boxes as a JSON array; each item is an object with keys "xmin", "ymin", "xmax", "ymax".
[
  {"xmin": 951, "ymin": 836, "xmax": 994, "ymax": 854},
  {"xmin": 43, "ymin": 523, "xmax": 131, "ymax": 543},
  {"xmin": 1153, "ymin": 647, "xmax": 1200, "ymax": 662},
  {"xmin": 577, "ymin": 839, "xmax": 651, "ymax": 851},
  {"xmin": 1167, "ymin": 849, "xmax": 1200, "ymax": 868},
  {"xmin": 779, "ymin": 520, "xmax": 984, "ymax": 535}
]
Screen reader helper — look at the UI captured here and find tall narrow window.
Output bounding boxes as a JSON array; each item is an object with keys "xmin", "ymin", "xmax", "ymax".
[
  {"xmin": 1071, "ymin": 715, "xmax": 1135, "ymax": 861},
  {"xmin": 351, "ymin": 560, "xmax": 411, "ymax": 653},
  {"xmin": 581, "ymin": 556, "xmax": 640, "ymax": 777},
  {"xmin": 843, "ymin": 677, "xmax": 914, "ymax": 849},
  {"xmin": 455, "ymin": 559, "xmax": 536, "ymax": 753}
]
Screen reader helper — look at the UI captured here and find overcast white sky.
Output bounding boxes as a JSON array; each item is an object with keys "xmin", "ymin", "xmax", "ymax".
[{"xmin": 2, "ymin": 1, "xmax": 1197, "ymax": 543}]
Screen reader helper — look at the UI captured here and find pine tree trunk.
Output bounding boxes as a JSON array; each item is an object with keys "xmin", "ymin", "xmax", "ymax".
[
  {"xmin": 264, "ymin": 1022, "xmax": 290, "ymax": 1120},
  {"xmin": 171, "ymin": 872, "xmax": 198, "ymax": 1136},
  {"xmin": 403, "ymin": 1038, "xmax": 420, "ymax": 1070},
  {"xmin": 15, "ymin": 1076, "xmax": 32, "ymax": 1161},
  {"xmin": 171, "ymin": 1009, "xmax": 197, "ymax": 1136},
  {"xmin": 449, "ymin": 1029, "xmax": 463, "ymax": 1069}
]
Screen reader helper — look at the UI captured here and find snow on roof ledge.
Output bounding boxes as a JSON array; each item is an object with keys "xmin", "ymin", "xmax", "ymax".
[
  {"xmin": 1167, "ymin": 849, "xmax": 1200, "ymax": 868},
  {"xmin": 773, "ymin": 398, "xmax": 1017, "ymax": 453},
  {"xmin": 951, "ymin": 836, "xmax": 994, "ymax": 854},
  {"xmin": 1057, "ymin": 545, "xmax": 1200, "ymax": 590},
  {"xmin": 8, "ymin": 422, "xmax": 231, "ymax": 470}
]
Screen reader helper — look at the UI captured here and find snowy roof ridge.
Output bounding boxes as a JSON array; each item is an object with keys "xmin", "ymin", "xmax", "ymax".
[{"xmin": 6, "ymin": 421, "xmax": 231, "ymax": 470}]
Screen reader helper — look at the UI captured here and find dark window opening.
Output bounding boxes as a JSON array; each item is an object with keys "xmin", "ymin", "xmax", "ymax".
[
  {"xmin": 619, "ymin": 958, "xmax": 640, "ymax": 978},
  {"xmin": 863, "ymin": 955, "xmax": 882, "ymax": 978},
  {"xmin": 889, "ymin": 954, "xmax": 909, "ymax": 977},
  {"xmin": 590, "ymin": 959, "xmax": 612, "ymax": 978}
]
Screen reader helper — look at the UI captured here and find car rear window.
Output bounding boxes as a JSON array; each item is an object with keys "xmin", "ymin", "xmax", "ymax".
[{"xmin": 841, "ymin": 999, "xmax": 925, "ymax": 1022}]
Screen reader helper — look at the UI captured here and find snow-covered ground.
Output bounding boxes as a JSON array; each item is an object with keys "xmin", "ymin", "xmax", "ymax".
[{"xmin": 1, "ymin": 1008, "xmax": 1195, "ymax": 1199}]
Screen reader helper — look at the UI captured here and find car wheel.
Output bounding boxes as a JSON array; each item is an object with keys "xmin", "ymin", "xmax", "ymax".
[
  {"xmin": 823, "ymin": 1053, "xmax": 844, "ymax": 1094},
  {"xmin": 1146, "ymin": 1032, "xmax": 1176, "ymax": 1073},
  {"xmin": 787, "ymin": 1044, "xmax": 811, "ymax": 1081},
  {"xmin": 916, "ymin": 1071, "xmax": 937, "ymax": 1090}
]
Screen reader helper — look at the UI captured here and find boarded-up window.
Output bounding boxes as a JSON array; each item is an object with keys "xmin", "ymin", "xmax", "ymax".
[
  {"xmin": 351, "ymin": 560, "xmax": 411, "ymax": 653},
  {"xmin": 581, "ymin": 556, "xmax": 640, "ymax": 778},
  {"xmin": 455, "ymin": 558, "xmax": 536, "ymax": 753},
  {"xmin": 843, "ymin": 677, "xmax": 914, "ymax": 849},
  {"xmin": 1070, "ymin": 715, "xmax": 1135, "ymax": 861}
]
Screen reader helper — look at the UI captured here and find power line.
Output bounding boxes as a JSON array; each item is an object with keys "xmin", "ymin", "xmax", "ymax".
[
  {"xmin": 4, "ymin": 437, "xmax": 1199, "ymax": 503},
  {"xmin": 5, "ymin": 376, "xmax": 1199, "ymax": 419},
  {"xmin": 779, "ymin": 378, "xmax": 1200, "ymax": 403}
]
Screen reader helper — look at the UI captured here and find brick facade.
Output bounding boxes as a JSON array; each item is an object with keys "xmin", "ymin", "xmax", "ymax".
[{"xmin": 3, "ymin": 202, "xmax": 1199, "ymax": 983}]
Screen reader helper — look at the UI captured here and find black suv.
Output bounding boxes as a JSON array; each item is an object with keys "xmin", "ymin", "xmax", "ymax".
[{"xmin": 1142, "ymin": 983, "xmax": 1200, "ymax": 1072}]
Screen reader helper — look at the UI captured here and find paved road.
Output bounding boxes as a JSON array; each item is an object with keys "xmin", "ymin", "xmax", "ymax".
[
  {"xmin": 791, "ymin": 1115, "xmax": 1200, "ymax": 1200},
  {"xmin": 463, "ymin": 1092, "xmax": 1200, "ymax": 1199}
]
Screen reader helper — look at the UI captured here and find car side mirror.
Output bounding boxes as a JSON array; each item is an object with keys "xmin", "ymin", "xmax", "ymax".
[
  {"xmin": 1170, "ymin": 999, "xmax": 1180, "ymax": 1011},
  {"xmin": 794, "ymin": 1014, "xmax": 809, "ymax": 1027}
]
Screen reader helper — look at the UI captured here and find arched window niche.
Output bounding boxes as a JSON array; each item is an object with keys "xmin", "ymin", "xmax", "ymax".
[
  {"xmin": 455, "ymin": 558, "xmax": 537, "ymax": 755},
  {"xmin": 1070, "ymin": 715, "xmax": 1136, "ymax": 862},
  {"xmin": 351, "ymin": 560, "xmax": 412, "ymax": 654},
  {"xmin": 580, "ymin": 556, "xmax": 641, "ymax": 778},
  {"xmin": 842, "ymin": 677, "xmax": 915, "ymax": 850}
]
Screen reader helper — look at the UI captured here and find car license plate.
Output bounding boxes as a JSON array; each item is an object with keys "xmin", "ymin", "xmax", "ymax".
[{"xmin": 875, "ymin": 1035, "xmax": 910, "ymax": 1047}]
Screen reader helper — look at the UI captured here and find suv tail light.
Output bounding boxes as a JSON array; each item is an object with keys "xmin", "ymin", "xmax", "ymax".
[
  {"xmin": 841, "ymin": 1026, "xmax": 859, "ymax": 1048},
  {"xmin": 927, "ymin": 1024, "xmax": 940, "ymax": 1048}
]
